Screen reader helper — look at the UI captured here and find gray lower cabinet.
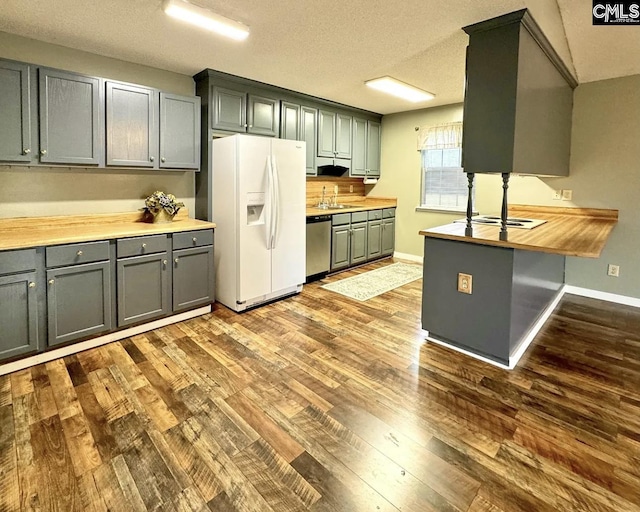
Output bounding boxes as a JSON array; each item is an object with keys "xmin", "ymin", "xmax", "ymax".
[
  {"xmin": 159, "ymin": 92, "xmax": 201, "ymax": 169},
  {"xmin": 0, "ymin": 271, "xmax": 38, "ymax": 360},
  {"xmin": 173, "ymin": 246, "xmax": 214, "ymax": 311},
  {"xmin": 0, "ymin": 59, "xmax": 32, "ymax": 163},
  {"xmin": 46, "ymin": 261, "xmax": 111, "ymax": 346},
  {"xmin": 39, "ymin": 68, "xmax": 100, "ymax": 165},
  {"xmin": 331, "ymin": 225, "xmax": 351, "ymax": 271},
  {"xmin": 106, "ymin": 81, "xmax": 157, "ymax": 167},
  {"xmin": 117, "ymin": 251, "xmax": 170, "ymax": 327},
  {"xmin": 350, "ymin": 221, "xmax": 368, "ymax": 265},
  {"xmin": 367, "ymin": 220, "xmax": 382, "ymax": 259},
  {"xmin": 382, "ymin": 218, "xmax": 395, "ymax": 256}
]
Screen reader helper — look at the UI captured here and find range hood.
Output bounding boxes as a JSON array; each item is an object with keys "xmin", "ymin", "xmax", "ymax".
[{"xmin": 462, "ymin": 9, "xmax": 578, "ymax": 176}]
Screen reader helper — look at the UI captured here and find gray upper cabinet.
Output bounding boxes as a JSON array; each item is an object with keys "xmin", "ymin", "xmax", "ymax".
[
  {"xmin": 335, "ymin": 114, "xmax": 352, "ymax": 159},
  {"xmin": 248, "ymin": 94, "xmax": 279, "ymax": 137},
  {"xmin": 0, "ymin": 271, "xmax": 38, "ymax": 360},
  {"xmin": 280, "ymin": 102, "xmax": 300, "ymax": 140},
  {"xmin": 211, "ymin": 86, "xmax": 247, "ymax": 132},
  {"xmin": 351, "ymin": 118, "xmax": 367, "ymax": 177},
  {"xmin": 173, "ymin": 245, "xmax": 214, "ymax": 312},
  {"xmin": 46, "ymin": 261, "xmax": 111, "ymax": 346},
  {"xmin": 39, "ymin": 68, "xmax": 100, "ymax": 165},
  {"xmin": 0, "ymin": 59, "xmax": 32, "ymax": 163},
  {"xmin": 159, "ymin": 92, "xmax": 201, "ymax": 170},
  {"xmin": 366, "ymin": 121, "xmax": 381, "ymax": 177},
  {"xmin": 301, "ymin": 107, "xmax": 317, "ymax": 176},
  {"xmin": 317, "ymin": 110, "xmax": 336, "ymax": 158},
  {"xmin": 106, "ymin": 81, "xmax": 157, "ymax": 168}
]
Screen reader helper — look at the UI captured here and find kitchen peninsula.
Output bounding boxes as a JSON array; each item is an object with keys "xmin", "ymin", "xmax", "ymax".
[{"xmin": 419, "ymin": 205, "xmax": 618, "ymax": 368}]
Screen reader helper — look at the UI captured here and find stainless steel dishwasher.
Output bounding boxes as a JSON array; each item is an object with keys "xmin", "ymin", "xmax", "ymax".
[{"xmin": 306, "ymin": 214, "xmax": 331, "ymax": 281}]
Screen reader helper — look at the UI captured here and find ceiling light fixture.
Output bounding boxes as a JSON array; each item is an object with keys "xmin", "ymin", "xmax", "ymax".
[
  {"xmin": 163, "ymin": 0, "xmax": 249, "ymax": 41},
  {"xmin": 365, "ymin": 76, "xmax": 434, "ymax": 102}
]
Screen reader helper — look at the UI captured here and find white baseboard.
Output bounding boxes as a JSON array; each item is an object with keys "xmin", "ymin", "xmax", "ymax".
[
  {"xmin": 0, "ymin": 305, "xmax": 211, "ymax": 377},
  {"xmin": 424, "ymin": 285, "xmax": 566, "ymax": 371},
  {"xmin": 564, "ymin": 286, "xmax": 640, "ymax": 308},
  {"xmin": 393, "ymin": 251, "xmax": 423, "ymax": 263}
]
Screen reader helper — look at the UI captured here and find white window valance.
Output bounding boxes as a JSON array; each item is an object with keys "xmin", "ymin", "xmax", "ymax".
[{"xmin": 417, "ymin": 122, "xmax": 463, "ymax": 150}]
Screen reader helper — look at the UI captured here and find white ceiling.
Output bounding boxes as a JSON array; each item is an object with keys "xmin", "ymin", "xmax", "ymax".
[{"xmin": 0, "ymin": 0, "xmax": 638, "ymax": 114}]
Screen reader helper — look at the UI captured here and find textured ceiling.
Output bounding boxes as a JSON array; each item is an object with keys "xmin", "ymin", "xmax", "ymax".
[{"xmin": 0, "ymin": 0, "xmax": 638, "ymax": 114}]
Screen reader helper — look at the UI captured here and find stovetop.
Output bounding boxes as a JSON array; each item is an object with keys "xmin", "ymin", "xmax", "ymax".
[{"xmin": 454, "ymin": 215, "xmax": 547, "ymax": 230}]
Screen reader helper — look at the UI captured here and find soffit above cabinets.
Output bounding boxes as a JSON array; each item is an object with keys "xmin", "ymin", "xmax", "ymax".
[{"xmin": 0, "ymin": 0, "xmax": 638, "ymax": 115}]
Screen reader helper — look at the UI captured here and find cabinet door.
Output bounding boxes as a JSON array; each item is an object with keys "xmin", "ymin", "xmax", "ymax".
[
  {"xmin": 317, "ymin": 110, "xmax": 336, "ymax": 157},
  {"xmin": 39, "ymin": 68, "xmax": 100, "ymax": 165},
  {"xmin": 300, "ymin": 106, "xmax": 317, "ymax": 175},
  {"xmin": 366, "ymin": 120, "xmax": 381, "ymax": 177},
  {"xmin": 0, "ymin": 272, "xmax": 38, "ymax": 360},
  {"xmin": 212, "ymin": 86, "xmax": 246, "ymax": 132},
  {"xmin": 351, "ymin": 117, "xmax": 367, "ymax": 176},
  {"xmin": 47, "ymin": 261, "xmax": 111, "ymax": 346},
  {"xmin": 350, "ymin": 222, "xmax": 368, "ymax": 265},
  {"xmin": 367, "ymin": 220, "xmax": 382, "ymax": 260},
  {"xmin": 331, "ymin": 225, "xmax": 350, "ymax": 271},
  {"xmin": 381, "ymin": 218, "xmax": 395, "ymax": 256},
  {"xmin": 106, "ymin": 82, "xmax": 157, "ymax": 167},
  {"xmin": 0, "ymin": 60, "xmax": 32, "ymax": 163},
  {"xmin": 280, "ymin": 102, "xmax": 300, "ymax": 140},
  {"xmin": 335, "ymin": 114, "xmax": 352, "ymax": 159},
  {"xmin": 159, "ymin": 92, "xmax": 201, "ymax": 169},
  {"xmin": 117, "ymin": 253, "xmax": 169, "ymax": 327},
  {"xmin": 173, "ymin": 246, "xmax": 214, "ymax": 312},
  {"xmin": 247, "ymin": 94, "xmax": 279, "ymax": 137}
]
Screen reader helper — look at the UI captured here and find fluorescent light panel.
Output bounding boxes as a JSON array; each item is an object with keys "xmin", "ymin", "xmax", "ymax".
[
  {"xmin": 365, "ymin": 76, "xmax": 434, "ymax": 102},
  {"xmin": 163, "ymin": 0, "xmax": 249, "ymax": 41}
]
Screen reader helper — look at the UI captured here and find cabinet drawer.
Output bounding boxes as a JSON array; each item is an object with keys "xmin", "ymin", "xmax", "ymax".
[
  {"xmin": 117, "ymin": 235, "xmax": 168, "ymax": 258},
  {"xmin": 46, "ymin": 241, "xmax": 109, "ymax": 268},
  {"xmin": 351, "ymin": 211, "xmax": 368, "ymax": 223},
  {"xmin": 332, "ymin": 213, "xmax": 351, "ymax": 226},
  {"xmin": 383, "ymin": 208, "xmax": 396, "ymax": 218},
  {"xmin": 368, "ymin": 209, "xmax": 383, "ymax": 221},
  {"xmin": 0, "ymin": 248, "xmax": 37, "ymax": 274},
  {"xmin": 172, "ymin": 229, "xmax": 214, "ymax": 250}
]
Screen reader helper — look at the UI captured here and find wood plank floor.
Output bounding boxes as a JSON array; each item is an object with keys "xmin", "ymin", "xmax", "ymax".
[{"xmin": 1, "ymin": 258, "xmax": 640, "ymax": 511}]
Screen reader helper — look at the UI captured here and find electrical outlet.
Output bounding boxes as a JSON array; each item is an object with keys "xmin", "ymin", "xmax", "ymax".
[
  {"xmin": 458, "ymin": 273, "xmax": 473, "ymax": 294},
  {"xmin": 350, "ymin": 185, "xmax": 354, "ymax": 193},
  {"xmin": 607, "ymin": 264, "xmax": 620, "ymax": 277},
  {"xmin": 562, "ymin": 189, "xmax": 573, "ymax": 201},
  {"xmin": 552, "ymin": 190, "xmax": 562, "ymax": 200}
]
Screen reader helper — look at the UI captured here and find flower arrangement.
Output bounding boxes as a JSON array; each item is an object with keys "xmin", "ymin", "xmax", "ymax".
[{"xmin": 142, "ymin": 191, "xmax": 184, "ymax": 222}]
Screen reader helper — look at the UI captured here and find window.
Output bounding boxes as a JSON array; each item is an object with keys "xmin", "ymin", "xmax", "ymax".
[{"xmin": 417, "ymin": 122, "xmax": 470, "ymax": 211}]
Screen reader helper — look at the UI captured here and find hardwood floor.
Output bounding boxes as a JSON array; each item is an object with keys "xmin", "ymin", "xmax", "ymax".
[{"xmin": 1, "ymin": 258, "xmax": 640, "ymax": 511}]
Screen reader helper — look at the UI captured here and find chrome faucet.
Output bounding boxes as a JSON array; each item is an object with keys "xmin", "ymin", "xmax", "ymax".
[{"xmin": 319, "ymin": 186, "xmax": 327, "ymax": 207}]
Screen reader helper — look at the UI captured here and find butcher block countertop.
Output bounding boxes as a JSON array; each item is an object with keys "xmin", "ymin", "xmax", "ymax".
[
  {"xmin": 0, "ymin": 210, "xmax": 216, "ymax": 251},
  {"xmin": 306, "ymin": 197, "xmax": 397, "ymax": 217},
  {"xmin": 419, "ymin": 205, "xmax": 618, "ymax": 258}
]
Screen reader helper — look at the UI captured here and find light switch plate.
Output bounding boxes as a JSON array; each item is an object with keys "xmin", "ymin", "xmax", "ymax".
[{"xmin": 458, "ymin": 273, "xmax": 473, "ymax": 294}]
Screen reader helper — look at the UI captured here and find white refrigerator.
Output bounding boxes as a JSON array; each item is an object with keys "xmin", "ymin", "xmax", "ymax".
[{"xmin": 212, "ymin": 134, "xmax": 306, "ymax": 312}]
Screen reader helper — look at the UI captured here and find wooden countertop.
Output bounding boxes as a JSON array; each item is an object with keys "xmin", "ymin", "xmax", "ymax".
[
  {"xmin": 419, "ymin": 205, "xmax": 618, "ymax": 258},
  {"xmin": 0, "ymin": 211, "xmax": 216, "ymax": 251},
  {"xmin": 306, "ymin": 197, "xmax": 397, "ymax": 217}
]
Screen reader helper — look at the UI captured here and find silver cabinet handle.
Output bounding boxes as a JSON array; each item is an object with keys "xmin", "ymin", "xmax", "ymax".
[
  {"xmin": 28, "ymin": 282, "xmax": 36, "ymax": 289},
  {"xmin": 23, "ymin": 148, "xmax": 31, "ymax": 155},
  {"xmin": 174, "ymin": 258, "xmax": 179, "ymax": 263},
  {"xmin": 150, "ymin": 156, "xmax": 155, "ymax": 162},
  {"xmin": 77, "ymin": 250, "xmax": 83, "ymax": 256},
  {"xmin": 192, "ymin": 237, "xmax": 197, "ymax": 243},
  {"xmin": 161, "ymin": 157, "xmax": 166, "ymax": 163},
  {"xmin": 163, "ymin": 260, "xmax": 167, "ymax": 265},
  {"xmin": 142, "ymin": 243, "xmax": 147, "ymax": 248},
  {"xmin": 244, "ymin": 123, "xmax": 248, "ymax": 128},
  {"xmin": 48, "ymin": 279, "xmax": 54, "ymax": 285},
  {"xmin": 40, "ymin": 149, "xmax": 47, "ymax": 155}
]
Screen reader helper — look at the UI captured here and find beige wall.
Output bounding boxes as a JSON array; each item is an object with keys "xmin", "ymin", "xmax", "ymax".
[
  {"xmin": 0, "ymin": 32, "xmax": 196, "ymax": 219},
  {"xmin": 375, "ymin": 74, "xmax": 640, "ymax": 298}
]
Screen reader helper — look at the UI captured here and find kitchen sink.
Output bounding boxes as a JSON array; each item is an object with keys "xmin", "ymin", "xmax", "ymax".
[{"xmin": 315, "ymin": 204, "xmax": 358, "ymax": 210}]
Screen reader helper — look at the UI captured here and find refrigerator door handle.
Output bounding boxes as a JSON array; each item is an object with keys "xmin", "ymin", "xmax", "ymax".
[
  {"xmin": 271, "ymin": 155, "xmax": 281, "ymax": 249},
  {"xmin": 266, "ymin": 155, "xmax": 275, "ymax": 249}
]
